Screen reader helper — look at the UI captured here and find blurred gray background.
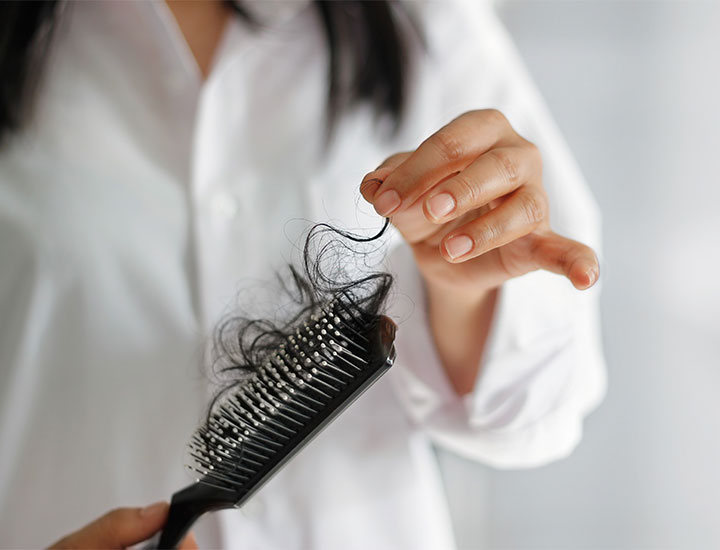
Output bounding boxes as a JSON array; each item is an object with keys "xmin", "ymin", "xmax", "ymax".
[{"xmin": 437, "ymin": 1, "xmax": 720, "ymax": 548}]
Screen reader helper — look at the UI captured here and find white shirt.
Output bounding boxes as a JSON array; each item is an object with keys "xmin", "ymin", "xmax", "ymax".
[{"xmin": 0, "ymin": 1, "xmax": 606, "ymax": 548}]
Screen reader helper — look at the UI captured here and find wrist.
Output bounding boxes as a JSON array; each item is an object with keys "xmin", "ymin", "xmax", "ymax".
[
  {"xmin": 424, "ymin": 278, "xmax": 498, "ymax": 310},
  {"xmin": 424, "ymin": 282, "xmax": 499, "ymax": 396}
]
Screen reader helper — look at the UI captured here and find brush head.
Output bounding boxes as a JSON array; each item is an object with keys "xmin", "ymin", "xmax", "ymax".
[
  {"xmin": 154, "ymin": 296, "xmax": 396, "ymax": 549},
  {"xmin": 187, "ymin": 295, "xmax": 397, "ymax": 504}
]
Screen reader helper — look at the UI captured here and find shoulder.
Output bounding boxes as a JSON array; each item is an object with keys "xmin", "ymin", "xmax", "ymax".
[{"xmin": 406, "ymin": 0, "xmax": 502, "ymax": 54}]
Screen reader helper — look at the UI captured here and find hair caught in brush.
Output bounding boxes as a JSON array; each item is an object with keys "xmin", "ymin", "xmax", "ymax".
[{"xmin": 207, "ymin": 218, "xmax": 394, "ymax": 413}]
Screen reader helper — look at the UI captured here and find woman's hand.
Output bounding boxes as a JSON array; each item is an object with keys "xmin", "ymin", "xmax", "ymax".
[
  {"xmin": 361, "ymin": 109, "xmax": 599, "ymax": 298},
  {"xmin": 48, "ymin": 502, "xmax": 197, "ymax": 550},
  {"xmin": 361, "ymin": 110, "xmax": 599, "ymax": 394}
]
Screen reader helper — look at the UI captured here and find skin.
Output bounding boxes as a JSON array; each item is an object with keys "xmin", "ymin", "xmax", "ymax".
[
  {"xmin": 51, "ymin": 2, "xmax": 598, "ymax": 546},
  {"xmin": 48, "ymin": 502, "xmax": 197, "ymax": 550},
  {"xmin": 360, "ymin": 110, "xmax": 599, "ymax": 394},
  {"xmin": 165, "ymin": 0, "xmax": 232, "ymax": 78}
]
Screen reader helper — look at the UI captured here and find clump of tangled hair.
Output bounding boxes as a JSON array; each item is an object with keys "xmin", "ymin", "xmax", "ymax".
[{"xmin": 207, "ymin": 218, "xmax": 394, "ymax": 410}]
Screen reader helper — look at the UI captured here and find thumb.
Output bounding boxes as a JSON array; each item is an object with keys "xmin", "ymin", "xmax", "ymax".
[
  {"xmin": 532, "ymin": 231, "xmax": 600, "ymax": 290},
  {"xmin": 178, "ymin": 531, "xmax": 199, "ymax": 550},
  {"xmin": 360, "ymin": 151, "xmax": 412, "ymax": 202},
  {"xmin": 50, "ymin": 502, "xmax": 169, "ymax": 549}
]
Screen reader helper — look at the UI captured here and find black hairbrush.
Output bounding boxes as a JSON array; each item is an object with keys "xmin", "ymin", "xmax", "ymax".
[{"xmin": 153, "ymin": 295, "xmax": 397, "ymax": 549}]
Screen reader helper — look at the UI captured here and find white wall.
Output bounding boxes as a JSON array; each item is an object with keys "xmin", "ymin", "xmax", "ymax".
[{"xmin": 438, "ymin": 2, "xmax": 720, "ymax": 548}]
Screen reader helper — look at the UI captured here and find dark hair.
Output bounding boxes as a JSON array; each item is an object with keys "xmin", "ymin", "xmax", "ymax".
[
  {"xmin": 0, "ymin": 1, "xmax": 59, "ymax": 141},
  {"xmin": 0, "ymin": 0, "xmax": 413, "ymax": 143},
  {"xmin": 210, "ymin": 219, "xmax": 393, "ymax": 408}
]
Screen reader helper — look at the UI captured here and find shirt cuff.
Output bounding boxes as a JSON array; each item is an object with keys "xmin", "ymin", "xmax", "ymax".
[{"xmin": 385, "ymin": 241, "xmax": 607, "ymax": 469}]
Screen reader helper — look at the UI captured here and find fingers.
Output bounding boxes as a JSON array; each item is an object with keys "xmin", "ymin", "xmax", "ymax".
[
  {"xmin": 360, "ymin": 151, "xmax": 411, "ymax": 202},
  {"xmin": 423, "ymin": 143, "xmax": 540, "ymax": 223},
  {"xmin": 531, "ymin": 232, "xmax": 600, "ymax": 289},
  {"xmin": 49, "ymin": 502, "xmax": 169, "ymax": 549},
  {"xmin": 441, "ymin": 188, "xmax": 548, "ymax": 262},
  {"xmin": 358, "ymin": 109, "xmax": 598, "ymax": 293},
  {"xmin": 368, "ymin": 110, "xmax": 512, "ymax": 216},
  {"xmin": 179, "ymin": 531, "xmax": 199, "ymax": 550}
]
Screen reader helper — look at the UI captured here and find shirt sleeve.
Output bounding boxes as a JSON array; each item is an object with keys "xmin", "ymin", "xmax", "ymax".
[{"xmin": 384, "ymin": 0, "xmax": 607, "ymax": 468}]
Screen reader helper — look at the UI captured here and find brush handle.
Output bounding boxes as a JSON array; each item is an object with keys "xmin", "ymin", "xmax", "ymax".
[{"xmin": 153, "ymin": 482, "xmax": 237, "ymax": 549}]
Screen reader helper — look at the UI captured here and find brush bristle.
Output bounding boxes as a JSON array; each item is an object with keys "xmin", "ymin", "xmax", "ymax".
[{"xmin": 186, "ymin": 296, "xmax": 391, "ymax": 496}]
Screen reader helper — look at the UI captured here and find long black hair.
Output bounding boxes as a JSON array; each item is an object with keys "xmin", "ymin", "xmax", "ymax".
[{"xmin": 0, "ymin": 0, "xmax": 413, "ymax": 143}]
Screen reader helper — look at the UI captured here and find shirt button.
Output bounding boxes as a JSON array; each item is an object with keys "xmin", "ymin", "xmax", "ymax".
[{"xmin": 210, "ymin": 192, "xmax": 239, "ymax": 219}]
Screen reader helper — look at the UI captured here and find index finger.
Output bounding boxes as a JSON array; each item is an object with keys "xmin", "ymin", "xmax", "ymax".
[
  {"xmin": 50, "ymin": 503, "xmax": 170, "ymax": 549},
  {"xmin": 372, "ymin": 110, "xmax": 510, "ymax": 217}
]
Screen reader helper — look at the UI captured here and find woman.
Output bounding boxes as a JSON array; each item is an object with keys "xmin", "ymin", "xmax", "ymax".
[{"xmin": 0, "ymin": 1, "xmax": 605, "ymax": 548}]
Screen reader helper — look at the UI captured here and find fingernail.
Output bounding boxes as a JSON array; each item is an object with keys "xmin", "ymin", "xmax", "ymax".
[
  {"xmin": 361, "ymin": 173, "xmax": 382, "ymax": 184},
  {"xmin": 587, "ymin": 267, "xmax": 598, "ymax": 286},
  {"xmin": 360, "ymin": 178, "xmax": 382, "ymax": 198},
  {"xmin": 374, "ymin": 189, "xmax": 401, "ymax": 216},
  {"xmin": 445, "ymin": 235, "xmax": 473, "ymax": 259},
  {"xmin": 360, "ymin": 176, "xmax": 382, "ymax": 189},
  {"xmin": 140, "ymin": 501, "xmax": 167, "ymax": 517},
  {"xmin": 426, "ymin": 193, "xmax": 456, "ymax": 220}
]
